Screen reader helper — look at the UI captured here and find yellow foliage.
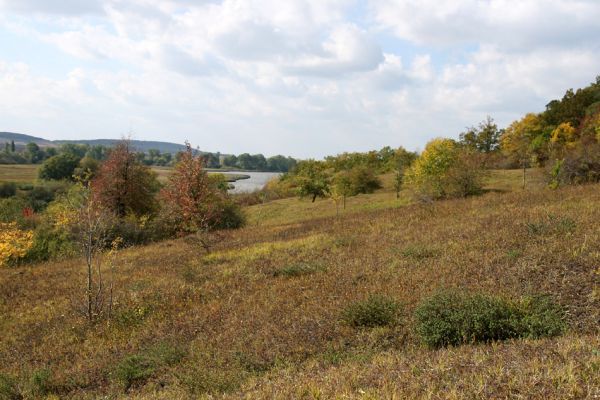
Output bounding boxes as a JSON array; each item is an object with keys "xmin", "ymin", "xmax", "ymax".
[
  {"xmin": 500, "ymin": 113, "xmax": 542, "ymax": 157},
  {"xmin": 0, "ymin": 222, "xmax": 34, "ymax": 267},
  {"xmin": 551, "ymin": 122, "xmax": 577, "ymax": 148}
]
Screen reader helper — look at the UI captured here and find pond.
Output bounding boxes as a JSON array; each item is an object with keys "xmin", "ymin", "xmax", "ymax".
[{"xmin": 221, "ymin": 171, "xmax": 281, "ymax": 193}]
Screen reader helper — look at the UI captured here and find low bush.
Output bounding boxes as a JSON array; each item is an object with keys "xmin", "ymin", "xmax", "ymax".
[
  {"xmin": 28, "ymin": 368, "xmax": 53, "ymax": 398},
  {"xmin": 525, "ymin": 214, "xmax": 576, "ymax": 236},
  {"xmin": 24, "ymin": 224, "xmax": 76, "ymax": 263},
  {"xmin": 212, "ymin": 200, "xmax": 245, "ymax": 230},
  {"xmin": 342, "ymin": 295, "xmax": 400, "ymax": 328},
  {"xmin": 115, "ymin": 343, "xmax": 185, "ymax": 391},
  {"xmin": 517, "ymin": 295, "xmax": 567, "ymax": 338},
  {"xmin": 272, "ymin": 263, "xmax": 324, "ymax": 277},
  {"xmin": 0, "ymin": 373, "xmax": 20, "ymax": 400},
  {"xmin": 414, "ymin": 290, "xmax": 566, "ymax": 348},
  {"xmin": 0, "ymin": 182, "xmax": 16, "ymax": 198}
]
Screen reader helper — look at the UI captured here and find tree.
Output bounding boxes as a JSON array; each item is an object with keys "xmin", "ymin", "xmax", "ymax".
[
  {"xmin": 160, "ymin": 142, "xmax": 225, "ymax": 236},
  {"xmin": 392, "ymin": 147, "xmax": 416, "ymax": 199},
  {"xmin": 25, "ymin": 142, "xmax": 44, "ymax": 163},
  {"xmin": 65, "ymin": 183, "xmax": 116, "ymax": 321},
  {"xmin": 501, "ymin": 113, "xmax": 544, "ymax": 188},
  {"xmin": 459, "ymin": 116, "xmax": 501, "ymax": 153},
  {"xmin": 92, "ymin": 140, "xmax": 159, "ymax": 218},
  {"xmin": 39, "ymin": 153, "xmax": 81, "ymax": 181},
  {"xmin": 293, "ymin": 160, "xmax": 331, "ymax": 202},
  {"xmin": 222, "ymin": 155, "xmax": 238, "ymax": 168},
  {"xmin": 10, "ymin": 140, "xmax": 15, "ymax": 153},
  {"xmin": 406, "ymin": 138, "xmax": 484, "ymax": 200}
]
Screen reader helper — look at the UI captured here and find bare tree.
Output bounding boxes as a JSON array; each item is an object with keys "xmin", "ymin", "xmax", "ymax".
[{"xmin": 68, "ymin": 182, "xmax": 116, "ymax": 321}]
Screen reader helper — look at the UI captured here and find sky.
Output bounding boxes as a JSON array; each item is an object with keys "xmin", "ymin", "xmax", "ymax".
[{"xmin": 0, "ymin": 0, "xmax": 599, "ymax": 158}]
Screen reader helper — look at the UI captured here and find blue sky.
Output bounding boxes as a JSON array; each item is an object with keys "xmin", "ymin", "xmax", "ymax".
[{"xmin": 1, "ymin": 0, "xmax": 599, "ymax": 157}]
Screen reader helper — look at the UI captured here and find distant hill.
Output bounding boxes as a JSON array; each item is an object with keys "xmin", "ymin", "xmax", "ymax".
[
  {"xmin": 0, "ymin": 132, "xmax": 187, "ymax": 153},
  {"xmin": 0, "ymin": 132, "xmax": 54, "ymax": 147},
  {"xmin": 55, "ymin": 139, "xmax": 187, "ymax": 154}
]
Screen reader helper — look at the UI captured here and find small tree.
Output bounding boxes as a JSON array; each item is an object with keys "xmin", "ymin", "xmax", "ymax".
[
  {"xmin": 39, "ymin": 153, "xmax": 81, "ymax": 181},
  {"xmin": 406, "ymin": 138, "xmax": 484, "ymax": 200},
  {"xmin": 160, "ymin": 143, "xmax": 227, "ymax": 249},
  {"xmin": 293, "ymin": 160, "xmax": 331, "ymax": 202},
  {"xmin": 93, "ymin": 140, "xmax": 159, "ymax": 218},
  {"xmin": 64, "ymin": 183, "xmax": 116, "ymax": 321}
]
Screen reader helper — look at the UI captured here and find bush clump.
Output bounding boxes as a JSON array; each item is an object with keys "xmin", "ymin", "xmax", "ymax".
[
  {"xmin": 0, "ymin": 373, "xmax": 20, "ymax": 400},
  {"xmin": 272, "ymin": 262, "xmax": 324, "ymax": 278},
  {"xmin": 0, "ymin": 182, "xmax": 17, "ymax": 199},
  {"xmin": 342, "ymin": 295, "xmax": 400, "ymax": 328},
  {"xmin": 114, "ymin": 343, "xmax": 185, "ymax": 391},
  {"xmin": 517, "ymin": 295, "xmax": 568, "ymax": 338},
  {"xmin": 414, "ymin": 290, "xmax": 566, "ymax": 348}
]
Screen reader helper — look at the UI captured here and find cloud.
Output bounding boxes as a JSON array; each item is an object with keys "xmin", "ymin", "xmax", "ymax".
[
  {"xmin": 369, "ymin": 0, "xmax": 600, "ymax": 51},
  {"xmin": 1, "ymin": 0, "xmax": 599, "ymax": 157},
  {"xmin": 0, "ymin": 0, "xmax": 104, "ymax": 15}
]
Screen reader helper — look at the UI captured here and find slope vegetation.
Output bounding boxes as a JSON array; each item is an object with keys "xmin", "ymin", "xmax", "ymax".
[{"xmin": 0, "ymin": 174, "xmax": 598, "ymax": 399}]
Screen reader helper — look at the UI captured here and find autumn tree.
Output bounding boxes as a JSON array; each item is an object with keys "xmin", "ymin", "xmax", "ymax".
[
  {"xmin": 92, "ymin": 140, "xmax": 159, "ymax": 218},
  {"xmin": 160, "ymin": 142, "xmax": 225, "ymax": 236},
  {"xmin": 406, "ymin": 138, "xmax": 484, "ymax": 200},
  {"xmin": 500, "ymin": 113, "xmax": 544, "ymax": 188}
]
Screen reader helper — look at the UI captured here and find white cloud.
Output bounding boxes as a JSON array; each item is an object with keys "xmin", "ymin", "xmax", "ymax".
[{"xmin": 0, "ymin": 0, "xmax": 599, "ymax": 157}]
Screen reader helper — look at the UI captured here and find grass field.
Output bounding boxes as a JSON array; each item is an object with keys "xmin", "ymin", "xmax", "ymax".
[
  {"xmin": 0, "ymin": 164, "xmax": 39, "ymax": 183},
  {"xmin": 0, "ymin": 168, "xmax": 598, "ymax": 399},
  {"xmin": 0, "ymin": 164, "xmax": 249, "ymax": 184}
]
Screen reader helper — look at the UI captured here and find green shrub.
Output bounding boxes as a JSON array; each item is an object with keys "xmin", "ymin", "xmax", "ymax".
[
  {"xmin": 400, "ymin": 245, "xmax": 439, "ymax": 260},
  {"xmin": 0, "ymin": 373, "xmax": 20, "ymax": 400},
  {"xmin": 212, "ymin": 200, "xmax": 245, "ymax": 230},
  {"xmin": 0, "ymin": 182, "xmax": 17, "ymax": 199},
  {"xmin": 414, "ymin": 290, "xmax": 567, "ymax": 348},
  {"xmin": 0, "ymin": 198, "xmax": 27, "ymax": 223},
  {"xmin": 342, "ymin": 295, "xmax": 400, "ymax": 328},
  {"xmin": 28, "ymin": 368, "xmax": 52, "ymax": 397},
  {"xmin": 115, "ymin": 355, "xmax": 155, "ymax": 391},
  {"xmin": 272, "ymin": 263, "xmax": 324, "ymax": 277},
  {"xmin": 517, "ymin": 295, "xmax": 567, "ymax": 338},
  {"xmin": 525, "ymin": 214, "xmax": 576, "ymax": 236},
  {"xmin": 415, "ymin": 290, "xmax": 520, "ymax": 348},
  {"xmin": 24, "ymin": 224, "xmax": 76, "ymax": 262},
  {"xmin": 115, "ymin": 343, "xmax": 185, "ymax": 391}
]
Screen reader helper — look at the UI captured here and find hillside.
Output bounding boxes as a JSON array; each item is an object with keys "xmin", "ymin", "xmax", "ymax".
[
  {"xmin": 0, "ymin": 132, "xmax": 187, "ymax": 153},
  {"xmin": 0, "ymin": 172, "xmax": 598, "ymax": 399}
]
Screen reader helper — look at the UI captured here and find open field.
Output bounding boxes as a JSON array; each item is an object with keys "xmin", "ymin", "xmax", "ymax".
[
  {"xmin": 0, "ymin": 164, "xmax": 250, "ymax": 185},
  {"xmin": 0, "ymin": 169, "xmax": 598, "ymax": 399},
  {"xmin": 0, "ymin": 164, "xmax": 39, "ymax": 183},
  {"xmin": 246, "ymin": 168, "xmax": 546, "ymax": 227}
]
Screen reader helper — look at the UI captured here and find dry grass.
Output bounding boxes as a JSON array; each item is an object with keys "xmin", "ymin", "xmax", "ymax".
[
  {"xmin": 0, "ymin": 170, "xmax": 598, "ymax": 399},
  {"xmin": 0, "ymin": 164, "xmax": 39, "ymax": 183}
]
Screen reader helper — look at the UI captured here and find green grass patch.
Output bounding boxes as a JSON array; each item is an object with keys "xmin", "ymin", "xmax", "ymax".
[
  {"xmin": 114, "ymin": 342, "xmax": 186, "ymax": 391},
  {"xmin": 342, "ymin": 295, "xmax": 401, "ymax": 328},
  {"xmin": 272, "ymin": 262, "xmax": 325, "ymax": 278}
]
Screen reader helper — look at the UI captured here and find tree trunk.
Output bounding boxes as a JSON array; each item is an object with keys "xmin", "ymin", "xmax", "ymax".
[{"xmin": 312, "ymin": 193, "xmax": 317, "ymax": 202}]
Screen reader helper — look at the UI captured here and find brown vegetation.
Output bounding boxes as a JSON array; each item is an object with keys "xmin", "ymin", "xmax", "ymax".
[{"xmin": 0, "ymin": 173, "xmax": 598, "ymax": 398}]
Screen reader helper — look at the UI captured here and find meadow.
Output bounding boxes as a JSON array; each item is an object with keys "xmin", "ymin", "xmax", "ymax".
[
  {"xmin": 0, "ymin": 164, "xmax": 249, "ymax": 185},
  {"xmin": 0, "ymin": 168, "xmax": 598, "ymax": 399}
]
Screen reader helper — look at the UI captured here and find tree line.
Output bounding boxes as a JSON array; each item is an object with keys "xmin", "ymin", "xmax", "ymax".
[{"xmin": 1, "ymin": 141, "xmax": 298, "ymax": 172}]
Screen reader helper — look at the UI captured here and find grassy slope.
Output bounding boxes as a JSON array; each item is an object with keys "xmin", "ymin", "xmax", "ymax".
[{"xmin": 0, "ymin": 170, "xmax": 598, "ymax": 399}]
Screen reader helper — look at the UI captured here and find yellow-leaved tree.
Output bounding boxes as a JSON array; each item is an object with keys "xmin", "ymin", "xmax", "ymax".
[
  {"xmin": 0, "ymin": 222, "xmax": 34, "ymax": 267},
  {"xmin": 550, "ymin": 122, "xmax": 577, "ymax": 150},
  {"xmin": 406, "ymin": 138, "xmax": 484, "ymax": 200}
]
